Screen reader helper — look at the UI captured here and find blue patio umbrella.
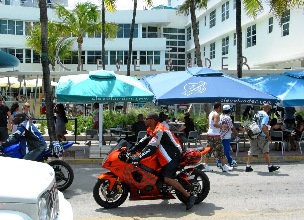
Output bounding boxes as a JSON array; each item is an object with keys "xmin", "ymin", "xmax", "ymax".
[
  {"xmin": 140, "ymin": 67, "xmax": 277, "ymax": 105},
  {"xmin": 0, "ymin": 51, "xmax": 20, "ymax": 68},
  {"xmin": 56, "ymin": 70, "xmax": 154, "ymax": 147},
  {"xmin": 56, "ymin": 70, "xmax": 154, "ymax": 103},
  {"xmin": 240, "ymin": 71, "xmax": 304, "ymax": 107}
]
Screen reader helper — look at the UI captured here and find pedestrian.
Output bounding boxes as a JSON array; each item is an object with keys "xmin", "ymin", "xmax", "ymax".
[
  {"xmin": 22, "ymin": 102, "xmax": 33, "ymax": 122},
  {"xmin": 0, "ymin": 113, "xmax": 46, "ymax": 160},
  {"xmin": 126, "ymin": 113, "xmax": 147, "ymax": 142},
  {"xmin": 127, "ymin": 112, "xmax": 196, "ymax": 210},
  {"xmin": 54, "ymin": 103, "xmax": 68, "ymax": 142},
  {"xmin": 203, "ymin": 102, "xmax": 233, "ymax": 172},
  {"xmin": 10, "ymin": 102, "xmax": 20, "ymax": 133},
  {"xmin": 217, "ymin": 105, "xmax": 239, "ymax": 168},
  {"xmin": 245, "ymin": 104, "xmax": 280, "ymax": 172},
  {"xmin": 0, "ymin": 96, "xmax": 12, "ymax": 144},
  {"xmin": 177, "ymin": 111, "xmax": 195, "ymax": 149}
]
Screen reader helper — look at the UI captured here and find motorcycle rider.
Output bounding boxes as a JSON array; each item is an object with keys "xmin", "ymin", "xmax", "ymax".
[
  {"xmin": 127, "ymin": 112, "xmax": 196, "ymax": 210},
  {"xmin": 0, "ymin": 112, "xmax": 46, "ymax": 160}
]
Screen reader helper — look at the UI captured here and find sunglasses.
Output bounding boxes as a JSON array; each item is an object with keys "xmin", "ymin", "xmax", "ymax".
[{"xmin": 145, "ymin": 117, "xmax": 152, "ymax": 120}]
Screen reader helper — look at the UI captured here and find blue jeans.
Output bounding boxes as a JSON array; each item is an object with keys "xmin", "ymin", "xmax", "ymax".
[{"xmin": 217, "ymin": 139, "xmax": 233, "ymax": 164}]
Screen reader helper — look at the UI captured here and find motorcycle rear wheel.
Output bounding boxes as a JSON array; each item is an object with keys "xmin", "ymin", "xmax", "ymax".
[
  {"xmin": 176, "ymin": 168, "xmax": 210, "ymax": 204},
  {"xmin": 48, "ymin": 160, "xmax": 74, "ymax": 191},
  {"xmin": 93, "ymin": 179, "xmax": 129, "ymax": 209}
]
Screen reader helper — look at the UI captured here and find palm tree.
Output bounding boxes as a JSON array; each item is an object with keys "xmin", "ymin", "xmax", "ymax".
[
  {"xmin": 243, "ymin": 0, "xmax": 304, "ymax": 19},
  {"xmin": 54, "ymin": 3, "xmax": 104, "ymax": 71},
  {"xmin": 26, "ymin": 21, "xmax": 74, "ymax": 71},
  {"xmin": 178, "ymin": 0, "xmax": 209, "ymax": 67},
  {"xmin": 126, "ymin": 0, "xmax": 152, "ymax": 76},
  {"xmin": 236, "ymin": 0, "xmax": 242, "ymax": 79},
  {"xmin": 39, "ymin": 0, "xmax": 56, "ymax": 141}
]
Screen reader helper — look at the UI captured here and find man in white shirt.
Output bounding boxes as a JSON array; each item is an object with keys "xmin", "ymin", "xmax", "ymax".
[{"xmin": 202, "ymin": 102, "xmax": 233, "ymax": 172}]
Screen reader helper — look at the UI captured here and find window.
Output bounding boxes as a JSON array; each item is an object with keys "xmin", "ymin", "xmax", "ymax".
[
  {"xmin": 0, "ymin": 20, "xmax": 23, "ymax": 35},
  {"xmin": 186, "ymin": 26, "xmax": 191, "ymax": 41},
  {"xmin": 87, "ymin": 51, "xmax": 101, "ymax": 64},
  {"xmin": 281, "ymin": 10, "xmax": 290, "ymax": 36},
  {"xmin": 25, "ymin": 49, "xmax": 31, "ymax": 63},
  {"xmin": 246, "ymin": 24, "xmax": 256, "ymax": 48},
  {"xmin": 222, "ymin": 36, "xmax": 229, "ymax": 55},
  {"xmin": 268, "ymin": 17, "xmax": 273, "ymax": 33},
  {"xmin": 140, "ymin": 51, "xmax": 160, "ymax": 65},
  {"xmin": 117, "ymin": 24, "xmax": 138, "ymax": 38},
  {"xmin": 233, "ymin": 0, "xmax": 236, "ymax": 9},
  {"xmin": 222, "ymin": 1, "xmax": 229, "ymax": 22},
  {"xmin": 233, "ymin": 33, "xmax": 236, "ymax": 45},
  {"xmin": 88, "ymin": 31, "xmax": 101, "ymax": 38},
  {"xmin": 204, "ymin": 16, "xmax": 206, "ymax": 26},
  {"xmin": 15, "ymin": 21, "xmax": 23, "ymax": 35},
  {"xmin": 0, "ymin": 20, "xmax": 8, "ymax": 34},
  {"xmin": 203, "ymin": 46, "xmax": 206, "ymax": 57},
  {"xmin": 62, "ymin": 51, "xmax": 84, "ymax": 64},
  {"xmin": 33, "ymin": 50, "xmax": 41, "ymax": 63},
  {"xmin": 210, "ymin": 42, "xmax": 215, "ymax": 59},
  {"xmin": 210, "ymin": 10, "xmax": 216, "ymax": 28}
]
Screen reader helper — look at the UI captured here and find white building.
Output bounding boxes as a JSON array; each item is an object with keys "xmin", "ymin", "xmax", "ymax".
[{"xmin": 0, "ymin": 0, "xmax": 303, "ymax": 76}]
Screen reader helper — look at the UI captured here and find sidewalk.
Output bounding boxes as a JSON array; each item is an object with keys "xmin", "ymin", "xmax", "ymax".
[{"xmin": 58, "ymin": 137, "xmax": 304, "ymax": 165}]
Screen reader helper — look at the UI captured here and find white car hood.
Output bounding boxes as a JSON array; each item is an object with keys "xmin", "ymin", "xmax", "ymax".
[{"xmin": 0, "ymin": 157, "xmax": 55, "ymax": 203}]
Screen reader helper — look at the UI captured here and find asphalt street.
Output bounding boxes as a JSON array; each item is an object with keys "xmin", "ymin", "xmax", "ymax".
[{"xmin": 63, "ymin": 162, "xmax": 304, "ymax": 220}]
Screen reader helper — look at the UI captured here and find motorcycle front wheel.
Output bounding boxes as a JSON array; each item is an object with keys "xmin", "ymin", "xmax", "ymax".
[
  {"xmin": 48, "ymin": 160, "xmax": 74, "ymax": 191},
  {"xmin": 176, "ymin": 168, "xmax": 210, "ymax": 204},
  {"xmin": 93, "ymin": 179, "xmax": 129, "ymax": 209}
]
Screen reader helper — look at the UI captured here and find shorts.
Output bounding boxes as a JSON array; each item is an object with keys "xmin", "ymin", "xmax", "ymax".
[
  {"xmin": 205, "ymin": 135, "xmax": 225, "ymax": 159},
  {"xmin": 162, "ymin": 159, "xmax": 179, "ymax": 179},
  {"xmin": 0, "ymin": 127, "xmax": 9, "ymax": 142},
  {"xmin": 248, "ymin": 135, "xmax": 269, "ymax": 156}
]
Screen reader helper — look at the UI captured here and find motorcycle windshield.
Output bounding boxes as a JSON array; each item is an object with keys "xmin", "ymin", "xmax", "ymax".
[{"xmin": 101, "ymin": 140, "xmax": 131, "ymax": 166}]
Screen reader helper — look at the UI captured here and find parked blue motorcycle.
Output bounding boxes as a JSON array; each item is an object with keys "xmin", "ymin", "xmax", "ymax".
[{"xmin": 0, "ymin": 141, "xmax": 75, "ymax": 191}]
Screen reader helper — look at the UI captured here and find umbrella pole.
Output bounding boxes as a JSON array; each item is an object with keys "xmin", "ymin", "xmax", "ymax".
[{"xmin": 99, "ymin": 103, "xmax": 103, "ymax": 149}]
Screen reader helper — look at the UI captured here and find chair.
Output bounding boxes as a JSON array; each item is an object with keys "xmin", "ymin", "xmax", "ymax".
[
  {"xmin": 230, "ymin": 132, "xmax": 240, "ymax": 156},
  {"xmin": 109, "ymin": 130, "xmax": 121, "ymax": 145},
  {"xmin": 136, "ymin": 131, "xmax": 147, "ymax": 143},
  {"xmin": 85, "ymin": 129, "xmax": 99, "ymax": 154},
  {"xmin": 184, "ymin": 131, "xmax": 201, "ymax": 148},
  {"xmin": 270, "ymin": 130, "xmax": 285, "ymax": 155},
  {"xmin": 297, "ymin": 131, "xmax": 304, "ymax": 154}
]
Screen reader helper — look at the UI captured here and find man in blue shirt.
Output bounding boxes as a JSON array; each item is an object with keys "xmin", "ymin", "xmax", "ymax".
[
  {"xmin": 0, "ymin": 113, "xmax": 46, "ymax": 160},
  {"xmin": 245, "ymin": 104, "xmax": 280, "ymax": 172}
]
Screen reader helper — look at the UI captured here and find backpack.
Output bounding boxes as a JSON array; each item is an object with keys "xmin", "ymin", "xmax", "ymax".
[{"xmin": 245, "ymin": 112, "xmax": 263, "ymax": 139}]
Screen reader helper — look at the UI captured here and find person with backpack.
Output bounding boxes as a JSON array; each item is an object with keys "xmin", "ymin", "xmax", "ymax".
[{"xmin": 245, "ymin": 104, "xmax": 280, "ymax": 172}]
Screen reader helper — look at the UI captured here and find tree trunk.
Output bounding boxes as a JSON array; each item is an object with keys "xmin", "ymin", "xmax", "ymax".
[
  {"xmin": 235, "ymin": 0, "xmax": 243, "ymax": 121},
  {"xmin": 190, "ymin": 1, "xmax": 202, "ymax": 67},
  {"xmin": 101, "ymin": 0, "xmax": 106, "ymax": 70},
  {"xmin": 39, "ymin": 0, "xmax": 56, "ymax": 141},
  {"xmin": 126, "ymin": 0, "xmax": 137, "ymax": 76},
  {"xmin": 77, "ymin": 38, "xmax": 83, "ymax": 71},
  {"xmin": 236, "ymin": 0, "xmax": 242, "ymax": 79}
]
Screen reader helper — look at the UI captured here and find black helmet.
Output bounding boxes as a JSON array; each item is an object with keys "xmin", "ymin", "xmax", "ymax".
[{"xmin": 13, "ymin": 113, "xmax": 26, "ymax": 125}]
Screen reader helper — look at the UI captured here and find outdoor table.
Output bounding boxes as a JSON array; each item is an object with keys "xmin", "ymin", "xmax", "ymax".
[{"xmin": 110, "ymin": 128, "xmax": 133, "ymax": 139}]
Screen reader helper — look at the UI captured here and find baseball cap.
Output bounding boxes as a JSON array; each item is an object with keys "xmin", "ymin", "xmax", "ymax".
[
  {"xmin": 223, "ymin": 105, "xmax": 231, "ymax": 111},
  {"xmin": 24, "ymin": 102, "xmax": 30, "ymax": 107}
]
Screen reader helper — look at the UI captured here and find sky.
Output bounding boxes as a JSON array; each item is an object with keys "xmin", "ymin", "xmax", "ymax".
[{"xmin": 70, "ymin": 0, "xmax": 167, "ymax": 9}]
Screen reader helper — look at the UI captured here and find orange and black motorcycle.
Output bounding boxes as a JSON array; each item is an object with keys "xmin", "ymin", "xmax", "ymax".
[{"xmin": 93, "ymin": 140, "xmax": 210, "ymax": 209}]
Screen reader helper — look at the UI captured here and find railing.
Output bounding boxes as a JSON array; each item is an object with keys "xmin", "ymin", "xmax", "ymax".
[{"xmin": 33, "ymin": 118, "xmax": 79, "ymax": 144}]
